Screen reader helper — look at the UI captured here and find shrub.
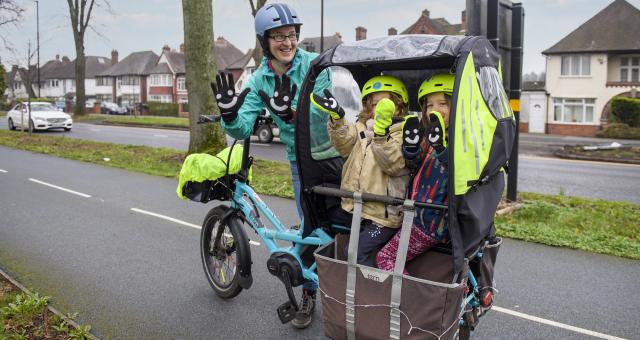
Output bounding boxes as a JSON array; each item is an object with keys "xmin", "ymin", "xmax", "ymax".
[
  {"xmin": 147, "ymin": 102, "xmax": 179, "ymax": 117},
  {"xmin": 598, "ymin": 123, "xmax": 640, "ymax": 140},
  {"xmin": 16, "ymin": 97, "xmax": 54, "ymax": 104},
  {"xmin": 611, "ymin": 96, "xmax": 640, "ymax": 127}
]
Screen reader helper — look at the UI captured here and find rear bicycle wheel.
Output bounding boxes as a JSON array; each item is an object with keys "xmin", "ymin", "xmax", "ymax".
[{"xmin": 200, "ymin": 205, "xmax": 249, "ymax": 299}]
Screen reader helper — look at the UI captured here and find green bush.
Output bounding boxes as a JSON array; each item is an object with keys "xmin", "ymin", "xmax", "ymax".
[
  {"xmin": 598, "ymin": 123, "xmax": 640, "ymax": 140},
  {"xmin": 611, "ymin": 97, "xmax": 640, "ymax": 127},
  {"xmin": 16, "ymin": 97, "xmax": 54, "ymax": 103},
  {"xmin": 147, "ymin": 102, "xmax": 179, "ymax": 117}
]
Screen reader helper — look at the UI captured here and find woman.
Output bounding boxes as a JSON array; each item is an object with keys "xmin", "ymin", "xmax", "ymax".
[{"xmin": 211, "ymin": 3, "xmax": 330, "ymax": 330}]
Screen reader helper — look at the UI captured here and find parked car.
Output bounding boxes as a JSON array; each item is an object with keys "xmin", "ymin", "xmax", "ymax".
[
  {"xmin": 85, "ymin": 99, "xmax": 97, "ymax": 109},
  {"xmin": 54, "ymin": 100, "xmax": 66, "ymax": 112},
  {"xmin": 101, "ymin": 102, "xmax": 128, "ymax": 115},
  {"xmin": 252, "ymin": 110, "xmax": 279, "ymax": 143},
  {"xmin": 7, "ymin": 102, "xmax": 73, "ymax": 131}
]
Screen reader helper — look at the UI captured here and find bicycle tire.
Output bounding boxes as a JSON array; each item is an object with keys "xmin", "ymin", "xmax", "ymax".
[{"xmin": 200, "ymin": 205, "xmax": 250, "ymax": 299}]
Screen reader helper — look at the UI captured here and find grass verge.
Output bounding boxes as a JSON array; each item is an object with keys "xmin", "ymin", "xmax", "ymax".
[
  {"xmin": 1, "ymin": 130, "xmax": 638, "ymax": 259},
  {"xmin": 496, "ymin": 192, "xmax": 639, "ymax": 260},
  {"xmin": 74, "ymin": 114, "xmax": 188, "ymax": 129},
  {"xmin": 0, "ymin": 130, "xmax": 293, "ymax": 198},
  {"xmin": 1, "ymin": 274, "xmax": 92, "ymax": 339}
]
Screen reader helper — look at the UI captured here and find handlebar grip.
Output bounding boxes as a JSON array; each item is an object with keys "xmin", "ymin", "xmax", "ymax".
[{"xmin": 197, "ymin": 114, "xmax": 222, "ymax": 124}]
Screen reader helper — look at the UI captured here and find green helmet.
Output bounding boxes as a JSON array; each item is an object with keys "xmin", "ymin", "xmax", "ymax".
[
  {"xmin": 418, "ymin": 73, "xmax": 455, "ymax": 108},
  {"xmin": 362, "ymin": 75, "xmax": 409, "ymax": 105}
]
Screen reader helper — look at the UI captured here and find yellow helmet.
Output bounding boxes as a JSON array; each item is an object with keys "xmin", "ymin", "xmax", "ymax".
[
  {"xmin": 418, "ymin": 73, "xmax": 455, "ymax": 108},
  {"xmin": 361, "ymin": 75, "xmax": 409, "ymax": 105}
]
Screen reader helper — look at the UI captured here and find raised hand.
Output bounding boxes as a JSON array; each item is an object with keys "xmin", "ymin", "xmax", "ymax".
[
  {"xmin": 258, "ymin": 74, "xmax": 297, "ymax": 123},
  {"xmin": 310, "ymin": 89, "xmax": 345, "ymax": 120},
  {"xmin": 373, "ymin": 98, "xmax": 396, "ymax": 136},
  {"xmin": 402, "ymin": 114, "xmax": 423, "ymax": 153},
  {"xmin": 211, "ymin": 72, "xmax": 250, "ymax": 123},
  {"xmin": 427, "ymin": 111, "xmax": 447, "ymax": 153}
]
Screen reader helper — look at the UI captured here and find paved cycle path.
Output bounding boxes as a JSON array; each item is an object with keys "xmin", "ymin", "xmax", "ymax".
[{"xmin": 0, "ymin": 147, "xmax": 637, "ymax": 339}]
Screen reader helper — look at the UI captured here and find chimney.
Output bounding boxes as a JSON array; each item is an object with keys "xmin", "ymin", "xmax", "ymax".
[
  {"xmin": 111, "ymin": 49, "xmax": 119, "ymax": 65},
  {"xmin": 355, "ymin": 26, "xmax": 367, "ymax": 41},
  {"xmin": 180, "ymin": 43, "xmax": 185, "ymax": 53},
  {"xmin": 162, "ymin": 44, "xmax": 171, "ymax": 54},
  {"xmin": 422, "ymin": 9, "xmax": 430, "ymax": 18},
  {"xmin": 461, "ymin": 10, "xmax": 466, "ymax": 32},
  {"xmin": 388, "ymin": 27, "xmax": 397, "ymax": 36},
  {"xmin": 62, "ymin": 56, "xmax": 70, "ymax": 64},
  {"xmin": 56, "ymin": 54, "xmax": 60, "ymax": 61}
]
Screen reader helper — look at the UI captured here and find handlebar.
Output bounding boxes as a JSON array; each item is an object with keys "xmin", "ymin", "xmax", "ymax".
[
  {"xmin": 311, "ymin": 186, "xmax": 448, "ymax": 211},
  {"xmin": 198, "ymin": 115, "xmax": 222, "ymax": 124}
]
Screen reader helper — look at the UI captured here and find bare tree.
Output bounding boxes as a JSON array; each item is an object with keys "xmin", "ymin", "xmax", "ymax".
[
  {"xmin": 66, "ymin": 0, "xmax": 110, "ymax": 116},
  {"xmin": 0, "ymin": 0, "xmax": 24, "ymax": 49},
  {"xmin": 249, "ymin": 0, "xmax": 267, "ymax": 67},
  {"xmin": 182, "ymin": 0, "xmax": 226, "ymax": 154}
]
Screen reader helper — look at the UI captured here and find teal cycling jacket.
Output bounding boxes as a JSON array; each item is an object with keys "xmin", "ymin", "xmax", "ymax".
[{"xmin": 222, "ymin": 48, "xmax": 334, "ymax": 161}]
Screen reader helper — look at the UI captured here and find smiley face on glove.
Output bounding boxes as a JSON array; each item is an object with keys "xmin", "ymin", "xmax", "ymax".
[{"xmin": 402, "ymin": 114, "xmax": 422, "ymax": 151}]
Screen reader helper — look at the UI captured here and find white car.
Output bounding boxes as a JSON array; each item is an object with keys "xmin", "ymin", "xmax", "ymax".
[{"xmin": 7, "ymin": 102, "xmax": 73, "ymax": 132}]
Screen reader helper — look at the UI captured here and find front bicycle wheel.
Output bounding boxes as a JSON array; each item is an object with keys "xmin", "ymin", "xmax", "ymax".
[{"xmin": 200, "ymin": 205, "xmax": 249, "ymax": 299}]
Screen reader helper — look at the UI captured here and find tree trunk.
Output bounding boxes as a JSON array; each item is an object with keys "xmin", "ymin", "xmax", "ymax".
[
  {"xmin": 182, "ymin": 0, "xmax": 226, "ymax": 154},
  {"xmin": 74, "ymin": 43, "xmax": 86, "ymax": 116}
]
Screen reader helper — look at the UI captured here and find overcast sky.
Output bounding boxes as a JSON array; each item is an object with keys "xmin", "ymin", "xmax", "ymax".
[{"xmin": 1, "ymin": 0, "xmax": 638, "ymax": 75}]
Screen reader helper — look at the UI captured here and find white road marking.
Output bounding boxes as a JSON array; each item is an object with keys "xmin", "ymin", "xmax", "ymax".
[
  {"xmin": 28, "ymin": 178, "xmax": 92, "ymax": 198},
  {"xmin": 153, "ymin": 134, "xmax": 168, "ymax": 138},
  {"xmin": 0, "ymin": 169, "xmax": 7, "ymax": 173},
  {"xmin": 130, "ymin": 208, "xmax": 260, "ymax": 246},
  {"xmin": 492, "ymin": 306, "xmax": 626, "ymax": 340},
  {"xmin": 91, "ymin": 128, "xmax": 102, "ymax": 132}
]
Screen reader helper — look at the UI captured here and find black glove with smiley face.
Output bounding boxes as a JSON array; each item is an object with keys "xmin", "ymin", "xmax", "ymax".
[
  {"xmin": 427, "ymin": 111, "xmax": 447, "ymax": 154},
  {"xmin": 402, "ymin": 114, "xmax": 423, "ymax": 154},
  {"xmin": 210, "ymin": 72, "xmax": 250, "ymax": 124},
  {"xmin": 258, "ymin": 74, "xmax": 297, "ymax": 123}
]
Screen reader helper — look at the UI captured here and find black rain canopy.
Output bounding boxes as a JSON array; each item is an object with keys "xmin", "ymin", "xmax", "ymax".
[{"xmin": 295, "ymin": 34, "xmax": 516, "ymax": 272}]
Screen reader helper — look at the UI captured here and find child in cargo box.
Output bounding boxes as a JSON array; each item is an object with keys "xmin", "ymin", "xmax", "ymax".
[
  {"xmin": 376, "ymin": 73, "xmax": 453, "ymax": 273},
  {"xmin": 311, "ymin": 74, "xmax": 410, "ymax": 267}
]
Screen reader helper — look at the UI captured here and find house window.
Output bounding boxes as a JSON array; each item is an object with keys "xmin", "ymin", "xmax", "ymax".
[
  {"xmin": 120, "ymin": 76, "xmax": 140, "ymax": 86},
  {"xmin": 177, "ymin": 77, "xmax": 186, "ymax": 91},
  {"xmin": 561, "ymin": 55, "xmax": 590, "ymax": 76},
  {"xmin": 96, "ymin": 94, "xmax": 113, "ymax": 102},
  {"xmin": 553, "ymin": 98, "xmax": 595, "ymax": 123},
  {"xmin": 150, "ymin": 74, "xmax": 172, "ymax": 86},
  {"xmin": 50, "ymin": 80, "xmax": 59, "ymax": 87},
  {"xmin": 97, "ymin": 77, "xmax": 113, "ymax": 86},
  {"xmin": 620, "ymin": 56, "xmax": 640, "ymax": 82},
  {"xmin": 149, "ymin": 94, "xmax": 172, "ymax": 103}
]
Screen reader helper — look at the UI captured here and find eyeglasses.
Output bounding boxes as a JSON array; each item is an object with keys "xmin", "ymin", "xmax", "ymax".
[{"xmin": 269, "ymin": 32, "xmax": 298, "ymax": 42}]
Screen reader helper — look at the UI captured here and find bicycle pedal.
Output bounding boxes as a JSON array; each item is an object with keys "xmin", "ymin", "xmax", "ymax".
[{"xmin": 277, "ymin": 301, "xmax": 297, "ymax": 324}]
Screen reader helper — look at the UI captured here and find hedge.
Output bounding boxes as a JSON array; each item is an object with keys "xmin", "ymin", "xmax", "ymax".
[
  {"xmin": 147, "ymin": 102, "xmax": 179, "ymax": 117},
  {"xmin": 598, "ymin": 123, "xmax": 640, "ymax": 140},
  {"xmin": 16, "ymin": 98, "xmax": 55, "ymax": 103},
  {"xmin": 611, "ymin": 97, "xmax": 640, "ymax": 127}
]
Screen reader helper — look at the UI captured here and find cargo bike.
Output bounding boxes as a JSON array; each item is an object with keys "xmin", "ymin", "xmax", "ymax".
[{"xmin": 178, "ymin": 34, "xmax": 516, "ymax": 339}]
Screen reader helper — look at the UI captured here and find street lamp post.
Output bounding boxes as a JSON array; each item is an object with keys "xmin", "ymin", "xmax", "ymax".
[
  {"xmin": 35, "ymin": 0, "xmax": 40, "ymax": 98},
  {"xmin": 320, "ymin": 0, "xmax": 324, "ymax": 53}
]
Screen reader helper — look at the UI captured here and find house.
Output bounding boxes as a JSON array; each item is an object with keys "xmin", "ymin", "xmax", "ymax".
[
  {"xmin": 96, "ymin": 50, "xmax": 159, "ymax": 107},
  {"xmin": 400, "ymin": 9, "xmax": 466, "ymax": 35},
  {"xmin": 542, "ymin": 0, "xmax": 640, "ymax": 136},
  {"xmin": 4, "ymin": 65, "xmax": 37, "ymax": 100},
  {"xmin": 227, "ymin": 49, "xmax": 255, "ymax": 93},
  {"xmin": 144, "ymin": 38, "xmax": 244, "ymax": 110},
  {"xmin": 299, "ymin": 33, "xmax": 343, "ymax": 54},
  {"xmin": 38, "ymin": 55, "xmax": 112, "ymax": 101},
  {"xmin": 148, "ymin": 45, "xmax": 186, "ymax": 104}
]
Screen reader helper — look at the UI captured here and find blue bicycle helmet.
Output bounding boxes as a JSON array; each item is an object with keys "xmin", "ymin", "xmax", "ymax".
[{"xmin": 255, "ymin": 3, "xmax": 303, "ymax": 58}]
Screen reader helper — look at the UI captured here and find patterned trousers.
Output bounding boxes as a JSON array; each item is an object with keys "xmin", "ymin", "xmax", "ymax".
[{"xmin": 376, "ymin": 224, "xmax": 439, "ymax": 273}]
